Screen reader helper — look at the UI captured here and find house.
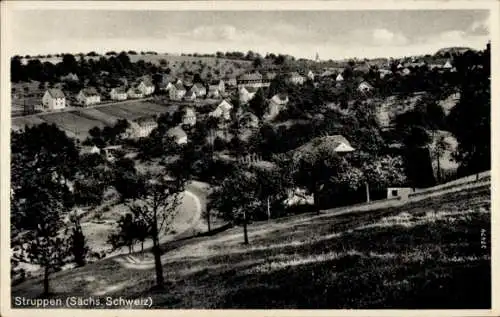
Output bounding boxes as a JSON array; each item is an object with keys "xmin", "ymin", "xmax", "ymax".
[
  {"xmin": 239, "ymin": 86, "xmax": 259, "ymax": 105},
  {"xmin": 127, "ymin": 87, "xmax": 144, "ymax": 99},
  {"xmin": 182, "ymin": 107, "xmax": 197, "ymax": 126},
  {"xmin": 127, "ymin": 117, "xmax": 158, "ymax": 138},
  {"xmin": 237, "ymin": 72, "xmax": 264, "ymax": 88},
  {"xmin": 207, "ymin": 86, "xmax": 221, "ymax": 99},
  {"xmin": 307, "ymin": 70, "xmax": 315, "ymax": 81},
  {"xmin": 60, "ymin": 73, "xmax": 79, "ymax": 82},
  {"xmin": 443, "ymin": 60, "xmax": 453, "ymax": 69},
  {"xmin": 225, "ymin": 77, "xmax": 237, "ymax": 87},
  {"xmin": 169, "ymin": 83, "xmax": 187, "ymax": 101},
  {"xmin": 110, "ymin": 87, "xmax": 128, "ymax": 101},
  {"xmin": 159, "ymin": 81, "xmax": 173, "ymax": 92},
  {"xmin": 265, "ymin": 93, "xmax": 289, "ymax": 120},
  {"xmin": 208, "ymin": 79, "xmax": 225, "ymax": 95},
  {"xmin": 293, "ymin": 134, "xmax": 355, "ymax": 160},
  {"xmin": 76, "ymin": 87, "xmax": 101, "ymax": 106},
  {"xmin": 335, "ymin": 73, "xmax": 344, "ymax": 82},
  {"xmin": 42, "ymin": 88, "xmax": 66, "ymax": 110},
  {"xmin": 397, "ymin": 63, "xmax": 404, "ymax": 69},
  {"xmin": 80, "ymin": 145, "xmax": 101, "ymax": 155},
  {"xmin": 137, "ymin": 77, "xmax": 155, "ymax": 96},
  {"xmin": 191, "ymin": 83, "xmax": 207, "ymax": 97},
  {"xmin": 401, "ymin": 68, "xmax": 411, "ymax": 76},
  {"xmin": 288, "ymin": 72, "xmax": 306, "ymax": 85},
  {"xmin": 357, "ymin": 81, "xmax": 373, "ymax": 93},
  {"xmin": 184, "ymin": 89, "xmax": 197, "ymax": 101},
  {"xmin": 167, "ymin": 126, "xmax": 188, "ymax": 145},
  {"xmin": 210, "ymin": 99, "xmax": 233, "ymax": 121}
]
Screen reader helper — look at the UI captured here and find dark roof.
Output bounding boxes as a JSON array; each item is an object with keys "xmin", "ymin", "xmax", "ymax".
[
  {"xmin": 80, "ymin": 87, "xmax": 100, "ymax": 97},
  {"xmin": 185, "ymin": 90, "xmax": 195, "ymax": 98},
  {"xmin": 46, "ymin": 88, "xmax": 65, "ymax": 98},
  {"xmin": 238, "ymin": 72, "xmax": 263, "ymax": 81}
]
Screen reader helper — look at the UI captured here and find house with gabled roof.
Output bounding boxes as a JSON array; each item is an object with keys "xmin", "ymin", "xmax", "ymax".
[
  {"xmin": 42, "ymin": 88, "xmax": 66, "ymax": 110},
  {"xmin": 265, "ymin": 93, "xmax": 289, "ymax": 121},
  {"xmin": 126, "ymin": 116, "xmax": 158, "ymax": 138},
  {"xmin": 239, "ymin": 86, "xmax": 259, "ymax": 105},
  {"xmin": 293, "ymin": 134, "xmax": 355, "ymax": 158},
  {"xmin": 182, "ymin": 107, "xmax": 197, "ymax": 126},
  {"xmin": 127, "ymin": 87, "xmax": 144, "ymax": 99},
  {"xmin": 169, "ymin": 83, "xmax": 187, "ymax": 101},
  {"xmin": 184, "ymin": 89, "xmax": 197, "ymax": 101},
  {"xmin": 288, "ymin": 72, "xmax": 306, "ymax": 85},
  {"xmin": 335, "ymin": 73, "xmax": 344, "ymax": 82},
  {"xmin": 76, "ymin": 87, "xmax": 101, "ymax": 106},
  {"xmin": 60, "ymin": 72, "xmax": 79, "ymax": 82},
  {"xmin": 208, "ymin": 79, "xmax": 225, "ymax": 95},
  {"xmin": 210, "ymin": 99, "xmax": 233, "ymax": 121},
  {"xmin": 110, "ymin": 87, "xmax": 128, "ymax": 101},
  {"xmin": 191, "ymin": 83, "xmax": 207, "ymax": 97},
  {"xmin": 137, "ymin": 76, "xmax": 155, "ymax": 96},
  {"xmin": 307, "ymin": 70, "xmax": 315, "ymax": 81}
]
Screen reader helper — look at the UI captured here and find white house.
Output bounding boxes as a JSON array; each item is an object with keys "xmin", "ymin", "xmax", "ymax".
[
  {"xmin": 110, "ymin": 87, "xmax": 128, "ymax": 101},
  {"xmin": 76, "ymin": 87, "xmax": 101, "ymax": 106},
  {"xmin": 387, "ymin": 187, "xmax": 414, "ymax": 200},
  {"xmin": 335, "ymin": 73, "xmax": 344, "ymax": 82},
  {"xmin": 443, "ymin": 60, "xmax": 453, "ymax": 69},
  {"xmin": 208, "ymin": 79, "xmax": 225, "ymax": 95},
  {"xmin": 167, "ymin": 126, "xmax": 188, "ymax": 145},
  {"xmin": 127, "ymin": 88, "xmax": 144, "ymax": 99},
  {"xmin": 169, "ymin": 83, "xmax": 186, "ymax": 101},
  {"xmin": 265, "ymin": 93, "xmax": 289, "ymax": 121},
  {"xmin": 307, "ymin": 70, "xmax": 315, "ymax": 81},
  {"xmin": 288, "ymin": 72, "xmax": 306, "ymax": 85},
  {"xmin": 210, "ymin": 99, "xmax": 233, "ymax": 121},
  {"xmin": 42, "ymin": 88, "xmax": 66, "ymax": 110},
  {"xmin": 207, "ymin": 86, "xmax": 221, "ymax": 99},
  {"xmin": 137, "ymin": 77, "xmax": 155, "ymax": 96},
  {"xmin": 126, "ymin": 117, "xmax": 158, "ymax": 138},
  {"xmin": 182, "ymin": 107, "xmax": 197, "ymax": 126},
  {"xmin": 191, "ymin": 83, "xmax": 207, "ymax": 97},
  {"xmin": 239, "ymin": 86, "xmax": 259, "ymax": 105}
]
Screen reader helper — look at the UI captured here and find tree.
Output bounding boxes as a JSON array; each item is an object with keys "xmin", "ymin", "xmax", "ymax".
[
  {"xmin": 433, "ymin": 135, "xmax": 451, "ymax": 183},
  {"xmin": 108, "ymin": 213, "xmax": 136, "ymax": 254},
  {"xmin": 361, "ymin": 155, "xmax": 408, "ymax": 201},
  {"xmin": 67, "ymin": 212, "xmax": 90, "ymax": 267},
  {"xmin": 248, "ymin": 88, "xmax": 267, "ymax": 119},
  {"xmin": 209, "ymin": 166, "xmax": 260, "ymax": 244},
  {"xmin": 126, "ymin": 170, "xmax": 185, "ymax": 288}
]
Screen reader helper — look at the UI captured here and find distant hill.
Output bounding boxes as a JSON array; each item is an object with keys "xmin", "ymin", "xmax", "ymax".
[{"xmin": 435, "ymin": 47, "xmax": 476, "ymax": 57}]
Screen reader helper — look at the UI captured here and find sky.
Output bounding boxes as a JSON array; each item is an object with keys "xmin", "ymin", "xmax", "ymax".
[{"xmin": 10, "ymin": 10, "xmax": 490, "ymax": 60}]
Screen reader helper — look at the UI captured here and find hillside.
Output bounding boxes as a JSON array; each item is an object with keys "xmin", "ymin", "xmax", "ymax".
[{"xmin": 12, "ymin": 182, "xmax": 490, "ymax": 309}]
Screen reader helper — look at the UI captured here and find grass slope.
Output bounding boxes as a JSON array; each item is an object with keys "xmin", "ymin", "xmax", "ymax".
[{"xmin": 12, "ymin": 185, "xmax": 490, "ymax": 309}]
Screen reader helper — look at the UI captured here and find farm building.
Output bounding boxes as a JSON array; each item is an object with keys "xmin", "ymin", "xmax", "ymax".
[
  {"xmin": 110, "ymin": 87, "xmax": 128, "ymax": 101},
  {"xmin": 167, "ymin": 126, "xmax": 188, "ymax": 145},
  {"xmin": 169, "ymin": 83, "xmax": 187, "ymax": 101},
  {"xmin": 210, "ymin": 99, "xmax": 233, "ymax": 121},
  {"xmin": 76, "ymin": 87, "xmax": 101, "ymax": 106},
  {"xmin": 239, "ymin": 86, "xmax": 259, "ymax": 105},
  {"xmin": 127, "ymin": 88, "xmax": 144, "ymax": 99},
  {"xmin": 42, "ymin": 88, "xmax": 66, "ymax": 110}
]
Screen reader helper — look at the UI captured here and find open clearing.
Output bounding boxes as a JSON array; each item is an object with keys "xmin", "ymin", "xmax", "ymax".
[
  {"xmin": 11, "ymin": 101, "xmax": 179, "ymax": 140},
  {"xmin": 12, "ymin": 184, "xmax": 490, "ymax": 309}
]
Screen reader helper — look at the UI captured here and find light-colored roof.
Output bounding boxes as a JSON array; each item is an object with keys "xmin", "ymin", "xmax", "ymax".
[
  {"xmin": 46, "ymin": 88, "xmax": 65, "ymax": 99},
  {"xmin": 242, "ymin": 86, "xmax": 259, "ymax": 94},
  {"xmin": 271, "ymin": 93, "xmax": 289, "ymax": 104},
  {"xmin": 111, "ymin": 87, "xmax": 127, "ymax": 93},
  {"xmin": 293, "ymin": 134, "xmax": 355, "ymax": 159},
  {"xmin": 167, "ymin": 126, "xmax": 187, "ymax": 139}
]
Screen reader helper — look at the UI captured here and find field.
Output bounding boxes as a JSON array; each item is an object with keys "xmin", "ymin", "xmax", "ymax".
[
  {"xmin": 11, "ymin": 101, "xmax": 180, "ymax": 140},
  {"xmin": 11, "ymin": 183, "xmax": 490, "ymax": 309}
]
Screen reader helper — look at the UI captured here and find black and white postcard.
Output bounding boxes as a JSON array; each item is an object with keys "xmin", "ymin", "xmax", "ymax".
[{"xmin": 1, "ymin": 1, "xmax": 498, "ymax": 316}]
